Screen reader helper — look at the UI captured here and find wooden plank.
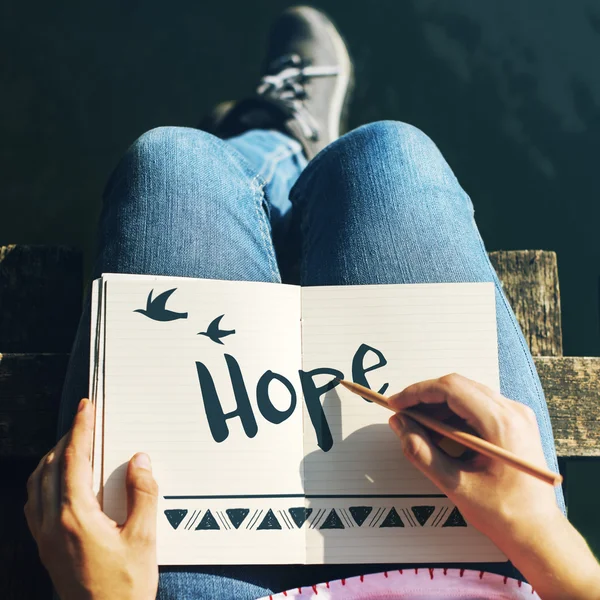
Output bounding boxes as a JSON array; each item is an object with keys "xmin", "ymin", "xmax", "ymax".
[
  {"xmin": 0, "ymin": 245, "xmax": 82, "ymax": 353},
  {"xmin": 0, "ymin": 353, "xmax": 68, "ymax": 458},
  {"xmin": 535, "ymin": 356, "xmax": 600, "ymax": 457},
  {"xmin": 489, "ymin": 250, "xmax": 563, "ymax": 357},
  {"xmin": 1, "ymin": 352, "xmax": 598, "ymax": 458},
  {"xmin": 0, "ymin": 458, "xmax": 51, "ymax": 600}
]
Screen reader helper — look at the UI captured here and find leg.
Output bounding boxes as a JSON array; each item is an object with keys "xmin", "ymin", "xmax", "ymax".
[
  {"xmin": 287, "ymin": 120, "xmax": 565, "ymax": 584},
  {"xmin": 227, "ymin": 129, "xmax": 308, "ymax": 279},
  {"xmin": 58, "ymin": 126, "xmax": 305, "ymax": 434},
  {"xmin": 58, "ymin": 125, "xmax": 303, "ymax": 599}
]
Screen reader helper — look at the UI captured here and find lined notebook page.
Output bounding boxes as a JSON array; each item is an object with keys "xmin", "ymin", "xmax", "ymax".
[
  {"xmin": 300, "ymin": 283, "xmax": 505, "ymax": 564},
  {"xmin": 100, "ymin": 275, "xmax": 305, "ymax": 565}
]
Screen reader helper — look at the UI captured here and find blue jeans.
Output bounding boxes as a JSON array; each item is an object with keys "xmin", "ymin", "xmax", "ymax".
[{"xmin": 58, "ymin": 121, "xmax": 566, "ymax": 599}]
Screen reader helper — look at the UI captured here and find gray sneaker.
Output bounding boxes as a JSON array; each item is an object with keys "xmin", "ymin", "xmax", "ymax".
[{"xmin": 199, "ymin": 6, "xmax": 353, "ymax": 159}]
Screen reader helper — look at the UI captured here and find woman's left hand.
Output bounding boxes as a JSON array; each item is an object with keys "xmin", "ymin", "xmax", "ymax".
[{"xmin": 24, "ymin": 398, "xmax": 159, "ymax": 600}]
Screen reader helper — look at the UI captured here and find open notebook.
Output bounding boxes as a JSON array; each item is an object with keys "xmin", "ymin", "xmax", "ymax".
[{"xmin": 89, "ymin": 273, "xmax": 506, "ymax": 566}]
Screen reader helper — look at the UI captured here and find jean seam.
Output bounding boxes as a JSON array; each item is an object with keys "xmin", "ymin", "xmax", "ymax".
[
  {"xmin": 183, "ymin": 133, "xmax": 280, "ymax": 282},
  {"xmin": 248, "ymin": 173, "xmax": 281, "ymax": 283},
  {"xmin": 105, "ymin": 127, "xmax": 269, "ymax": 208},
  {"xmin": 235, "ymin": 134, "xmax": 302, "ymax": 283},
  {"xmin": 257, "ymin": 146, "xmax": 302, "ymax": 185},
  {"xmin": 109, "ymin": 128, "xmax": 280, "ymax": 283},
  {"xmin": 216, "ymin": 134, "xmax": 282, "ymax": 282}
]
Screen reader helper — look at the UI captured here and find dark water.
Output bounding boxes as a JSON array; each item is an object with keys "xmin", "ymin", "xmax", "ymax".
[{"xmin": 2, "ymin": 0, "xmax": 599, "ymax": 553}]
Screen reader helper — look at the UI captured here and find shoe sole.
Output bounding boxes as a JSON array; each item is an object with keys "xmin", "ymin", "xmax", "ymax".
[{"xmin": 296, "ymin": 6, "xmax": 354, "ymax": 142}]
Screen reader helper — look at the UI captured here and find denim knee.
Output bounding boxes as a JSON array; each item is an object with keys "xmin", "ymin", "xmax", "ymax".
[
  {"xmin": 342, "ymin": 120, "xmax": 440, "ymax": 159},
  {"xmin": 334, "ymin": 121, "xmax": 450, "ymax": 176},
  {"xmin": 102, "ymin": 126, "xmax": 259, "ymax": 210},
  {"xmin": 128, "ymin": 125, "xmax": 222, "ymax": 163},
  {"xmin": 96, "ymin": 124, "xmax": 280, "ymax": 282},
  {"xmin": 293, "ymin": 120, "xmax": 470, "ymax": 216}
]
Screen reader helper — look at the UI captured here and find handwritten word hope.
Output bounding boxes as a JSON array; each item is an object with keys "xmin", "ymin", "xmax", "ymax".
[{"xmin": 195, "ymin": 344, "xmax": 389, "ymax": 452}]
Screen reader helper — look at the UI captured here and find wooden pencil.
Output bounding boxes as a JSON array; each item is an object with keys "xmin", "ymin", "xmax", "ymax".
[{"xmin": 337, "ymin": 379, "xmax": 563, "ymax": 487}]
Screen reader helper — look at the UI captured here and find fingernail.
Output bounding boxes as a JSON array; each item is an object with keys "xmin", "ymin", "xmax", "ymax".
[
  {"xmin": 133, "ymin": 453, "xmax": 151, "ymax": 470},
  {"xmin": 78, "ymin": 398, "xmax": 88, "ymax": 413}
]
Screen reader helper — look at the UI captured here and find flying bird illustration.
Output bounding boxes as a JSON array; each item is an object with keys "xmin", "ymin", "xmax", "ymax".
[
  {"xmin": 197, "ymin": 314, "xmax": 236, "ymax": 345},
  {"xmin": 134, "ymin": 288, "xmax": 188, "ymax": 321}
]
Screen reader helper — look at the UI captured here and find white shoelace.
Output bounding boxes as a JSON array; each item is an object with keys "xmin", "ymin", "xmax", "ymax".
[{"xmin": 256, "ymin": 54, "xmax": 340, "ymax": 140}]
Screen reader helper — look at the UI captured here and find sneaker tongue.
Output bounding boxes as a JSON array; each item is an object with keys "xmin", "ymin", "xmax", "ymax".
[
  {"xmin": 210, "ymin": 97, "xmax": 311, "ymax": 160},
  {"xmin": 240, "ymin": 101, "xmax": 312, "ymax": 159},
  {"xmin": 224, "ymin": 98, "xmax": 309, "ymax": 153},
  {"xmin": 218, "ymin": 97, "xmax": 286, "ymax": 135},
  {"xmin": 237, "ymin": 105, "xmax": 281, "ymax": 131}
]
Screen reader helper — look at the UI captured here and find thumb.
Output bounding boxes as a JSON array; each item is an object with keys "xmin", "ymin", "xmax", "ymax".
[
  {"xmin": 123, "ymin": 453, "xmax": 158, "ymax": 545},
  {"xmin": 389, "ymin": 414, "xmax": 457, "ymax": 492}
]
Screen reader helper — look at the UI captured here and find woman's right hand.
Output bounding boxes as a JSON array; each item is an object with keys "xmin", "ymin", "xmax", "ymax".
[
  {"xmin": 386, "ymin": 373, "xmax": 562, "ymax": 547},
  {"xmin": 388, "ymin": 373, "xmax": 600, "ymax": 600}
]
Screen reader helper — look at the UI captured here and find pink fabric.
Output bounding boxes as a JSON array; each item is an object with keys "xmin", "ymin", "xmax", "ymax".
[{"xmin": 260, "ymin": 569, "xmax": 541, "ymax": 599}]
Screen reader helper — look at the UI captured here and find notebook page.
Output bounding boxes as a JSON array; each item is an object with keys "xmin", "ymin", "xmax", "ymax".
[
  {"xmin": 101, "ymin": 275, "xmax": 305, "ymax": 565},
  {"xmin": 300, "ymin": 283, "xmax": 505, "ymax": 564}
]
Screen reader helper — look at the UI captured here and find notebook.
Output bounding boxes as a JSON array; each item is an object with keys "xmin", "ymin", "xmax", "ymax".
[{"xmin": 89, "ymin": 273, "xmax": 505, "ymax": 565}]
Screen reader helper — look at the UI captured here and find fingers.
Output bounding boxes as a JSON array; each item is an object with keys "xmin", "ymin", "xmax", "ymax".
[
  {"xmin": 25, "ymin": 447, "xmax": 50, "ymax": 538},
  {"xmin": 388, "ymin": 373, "xmax": 500, "ymax": 437},
  {"xmin": 122, "ymin": 453, "xmax": 158, "ymax": 546},
  {"xmin": 40, "ymin": 435, "xmax": 69, "ymax": 527},
  {"xmin": 25, "ymin": 432, "xmax": 70, "ymax": 537},
  {"xmin": 389, "ymin": 414, "xmax": 458, "ymax": 492},
  {"xmin": 61, "ymin": 398, "xmax": 96, "ymax": 507},
  {"xmin": 25, "ymin": 398, "xmax": 96, "ymax": 540}
]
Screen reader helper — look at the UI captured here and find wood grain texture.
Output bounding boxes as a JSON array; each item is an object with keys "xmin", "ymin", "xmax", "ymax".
[
  {"xmin": 0, "ymin": 458, "xmax": 52, "ymax": 600},
  {"xmin": 489, "ymin": 250, "xmax": 563, "ymax": 357},
  {"xmin": 0, "ymin": 245, "xmax": 82, "ymax": 353},
  {"xmin": 534, "ymin": 356, "xmax": 600, "ymax": 457},
  {"xmin": 0, "ymin": 353, "xmax": 68, "ymax": 458},
  {"xmin": 1, "ymin": 353, "xmax": 598, "ymax": 458}
]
